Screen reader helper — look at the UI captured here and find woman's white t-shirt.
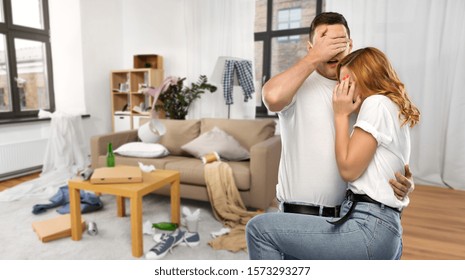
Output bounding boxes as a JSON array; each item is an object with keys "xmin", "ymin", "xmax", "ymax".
[{"xmin": 349, "ymin": 95, "xmax": 411, "ymax": 209}]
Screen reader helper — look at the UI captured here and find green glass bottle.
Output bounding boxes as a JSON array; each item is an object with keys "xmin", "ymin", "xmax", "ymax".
[
  {"xmin": 106, "ymin": 142, "xmax": 115, "ymax": 167},
  {"xmin": 152, "ymin": 222, "xmax": 178, "ymax": 231}
]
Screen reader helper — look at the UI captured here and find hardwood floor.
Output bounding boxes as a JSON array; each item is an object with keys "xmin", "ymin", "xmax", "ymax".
[
  {"xmin": 1, "ymin": 174, "xmax": 464, "ymax": 259},
  {"xmin": 0, "ymin": 172, "xmax": 40, "ymax": 192},
  {"xmin": 401, "ymin": 185, "xmax": 465, "ymax": 260}
]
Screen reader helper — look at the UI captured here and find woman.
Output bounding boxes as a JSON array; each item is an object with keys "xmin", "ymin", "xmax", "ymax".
[
  {"xmin": 246, "ymin": 47, "xmax": 420, "ymax": 259},
  {"xmin": 330, "ymin": 46, "xmax": 420, "ymax": 256}
]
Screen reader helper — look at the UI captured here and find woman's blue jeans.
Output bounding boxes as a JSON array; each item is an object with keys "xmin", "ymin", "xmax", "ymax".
[{"xmin": 246, "ymin": 199, "xmax": 403, "ymax": 260}]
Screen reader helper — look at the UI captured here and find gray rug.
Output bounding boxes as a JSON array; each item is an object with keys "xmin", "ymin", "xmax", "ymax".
[{"xmin": 0, "ymin": 193, "xmax": 251, "ymax": 260}]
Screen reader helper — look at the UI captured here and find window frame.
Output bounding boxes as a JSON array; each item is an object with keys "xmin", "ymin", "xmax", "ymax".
[
  {"xmin": 276, "ymin": 7, "xmax": 302, "ymax": 42},
  {"xmin": 0, "ymin": 0, "xmax": 55, "ymax": 120},
  {"xmin": 255, "ymin": 0, "xmax": 322, "ymax": 117}
]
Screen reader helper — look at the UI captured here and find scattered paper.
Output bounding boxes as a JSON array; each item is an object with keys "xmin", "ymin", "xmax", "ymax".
[
  {"xmin": 210, "ymin": 227, "xmax": 230, "ymax": 238},
  {"xmin": 138, "ymin": 162, "xmax": 155, "ymax": 173},
  {"xmin": 143, "ymin": 220, "xmax": 155, "ymax": 235},
  {"xmin": 182, "ymin": 206, "xmax": 200, "ymax": 233},
  {"xmin": 182, "ymin": 206, "xmax": 200, "ymax": 218}
]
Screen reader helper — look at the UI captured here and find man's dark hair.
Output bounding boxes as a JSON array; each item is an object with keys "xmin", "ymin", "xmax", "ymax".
[{"xmin": 309, "ymin": 12, "xmax": 350, "ymax": 42}]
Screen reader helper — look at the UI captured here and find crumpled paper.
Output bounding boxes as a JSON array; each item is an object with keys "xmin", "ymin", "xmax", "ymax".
[
  {"xmin": 138, "ymin": 162, "xmax": 155, "ymax": 173},
  {"xmin": 182, "ymin": 206, "xmax": 200, "ymax": 232},
  {"xmin": 210, "ymin": 227, "xmax": 231, "ymax": 238},
  {"xmin": 143, "ymin": 220, "xmax": 155, "ymax": 235}
]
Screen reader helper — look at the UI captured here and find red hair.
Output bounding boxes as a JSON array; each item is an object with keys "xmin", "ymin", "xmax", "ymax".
[{"xmin": 337, "ymin": 47, "xmax": 420, "ymax": 127}]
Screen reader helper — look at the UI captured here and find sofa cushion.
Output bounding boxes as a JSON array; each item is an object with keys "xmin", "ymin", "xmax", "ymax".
[
  {"xmin": 157, "ymin": 119, "xmax": 201, "ymax": 156},
  {"xmin": 164, "ymin": 158, "xmax": 251, "ymax": 191},
  {"xmin": 200, "ymin": 118, "xmax": 276, "ymax": 150},
  {"xmin": 181, "ymin": 127, "xmax": 250, "ymax": 160},
  {"xmin": 114, "ymin": 142, "xmax": 169, "ymax": 158}
]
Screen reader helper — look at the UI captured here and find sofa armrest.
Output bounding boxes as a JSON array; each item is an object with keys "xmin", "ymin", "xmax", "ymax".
[
  {"xmin": 90, "ymin": 129, "xmax": 138, "ymax": 168},
  {"xmin": 249, "ymin": 135, "xmax": 281, "ymax": 209}
]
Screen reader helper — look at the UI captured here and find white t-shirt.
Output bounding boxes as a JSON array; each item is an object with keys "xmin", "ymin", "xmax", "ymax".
[
  {"xmin": 349, "ymin": 95, "xmax": 411, "ymax": 209},
  {"xmin": 273, "ymin": 72, "xmax": 353, "ymax": 207}
]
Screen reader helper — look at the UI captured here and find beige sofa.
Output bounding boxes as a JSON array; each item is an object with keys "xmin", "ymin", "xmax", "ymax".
[{"xmin": 90, "ymin": 118, "xmax": 281, "ymax": 209}]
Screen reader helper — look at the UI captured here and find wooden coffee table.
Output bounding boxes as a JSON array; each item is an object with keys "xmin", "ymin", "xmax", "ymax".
[{"xmin": 68, "ymin": 169, "xmax": 180, "ymax": 258}]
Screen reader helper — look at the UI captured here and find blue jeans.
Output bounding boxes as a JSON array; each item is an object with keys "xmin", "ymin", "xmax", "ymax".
[
  {"xmin": 246, "ymin": 199, "xmax": 403, "ymax": 260},
  {"xmin": 32, "ymin": 185, "xmax": 103, "ymax": 215}
]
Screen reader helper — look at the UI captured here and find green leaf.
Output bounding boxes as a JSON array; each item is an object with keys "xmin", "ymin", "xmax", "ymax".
[{"xmin": 157, "ymin": 75, "xmax": 216, "ymax": 119}]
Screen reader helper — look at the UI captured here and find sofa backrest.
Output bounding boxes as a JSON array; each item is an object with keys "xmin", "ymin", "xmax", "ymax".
[
  {"xmin": 158, "ymin": 119, "xmax": 200, "ymax": 156},
  {"xmin": 141, "ymin": 118, "xmax": 276, "ymax": 156},
  {"xmin": 200, "ymin": 118, "xmax": 276, "ymax": 150}
]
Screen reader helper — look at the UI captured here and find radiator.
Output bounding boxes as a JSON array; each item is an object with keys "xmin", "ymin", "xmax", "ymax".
[{"xmin": 0, "ymin": 139, "xmax": 48, "ymax": 176}]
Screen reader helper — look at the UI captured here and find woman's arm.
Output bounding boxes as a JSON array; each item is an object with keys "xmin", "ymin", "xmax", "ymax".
[
  {"xmin": 334, "ymin": 123, "xmax": 377, "ymax": 181},
  {"xmin": 332, "ymin": 78, "xmax": 376, "ymax": 181}
]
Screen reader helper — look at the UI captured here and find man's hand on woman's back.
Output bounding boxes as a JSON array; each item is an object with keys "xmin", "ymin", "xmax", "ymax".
[{"xmin": 390, "ymin": 164, "xmax": 414, "ymax": 200}]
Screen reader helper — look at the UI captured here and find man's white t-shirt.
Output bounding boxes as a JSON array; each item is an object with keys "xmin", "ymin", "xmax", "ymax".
[
  {"xmin": 274, "ymin": 72, "xmax": 353, "ymax": 207},
  {"xmin": 350, "ymin": 95, "xmax": 410, "ymax": 209}
]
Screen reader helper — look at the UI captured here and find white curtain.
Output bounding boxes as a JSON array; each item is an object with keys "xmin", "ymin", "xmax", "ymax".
[
  {"xmin": 325, "ymin": 0, "xmax": 465, "ymax": 190},
  {"xmin": 0, "ymin": 112, "xmax": 89, "ymax": 201},
  {"xmin": 183, "ymin": 0, "xmax": 256, "ymax": 119}
]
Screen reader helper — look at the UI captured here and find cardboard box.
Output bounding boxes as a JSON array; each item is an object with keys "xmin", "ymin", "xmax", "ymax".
[
  {"xmin": 133, "ymin": 54, "xmax": 163, "ymax": 69},
  {"xmin": 90, "ymin": 166, "xmax": 143, "ymax": 184},
  {"xmin": 32, "ymin": 214, "xmax": 86, "ymax": 243}
]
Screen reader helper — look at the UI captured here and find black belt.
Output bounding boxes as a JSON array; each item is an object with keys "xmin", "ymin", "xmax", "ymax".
[
  {"xmin": 283, "ymin": 202, "xmax": 340, "ymax": 217},
  {"xmin": 328, "ymin": 190, "xmax": 401, "ymax": 225}
]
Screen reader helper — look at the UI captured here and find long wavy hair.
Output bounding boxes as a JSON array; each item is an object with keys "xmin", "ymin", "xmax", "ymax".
[{"xmin": 337, "ymin": 47, "xmax": 420, "ymax": 127}]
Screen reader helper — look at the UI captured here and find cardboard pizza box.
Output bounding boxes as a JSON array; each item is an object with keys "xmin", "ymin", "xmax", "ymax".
[
  {"xmin": 32, "ymin": 214, "xmax": 86, "ymax": 243},
  {"xmin": 90, "ymin": 166, "xmax": 143, "ymax": 184}
]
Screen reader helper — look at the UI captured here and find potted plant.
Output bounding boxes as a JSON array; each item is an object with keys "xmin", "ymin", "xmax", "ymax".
[{"xmin": 148, "ymin": 75, "xmax": 217, "ymax": 120}]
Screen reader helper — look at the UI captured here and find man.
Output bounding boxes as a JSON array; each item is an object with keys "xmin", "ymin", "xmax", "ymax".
[{"xmin": 246, "ymin": 12, "xmax": 412, "ymax": 259}]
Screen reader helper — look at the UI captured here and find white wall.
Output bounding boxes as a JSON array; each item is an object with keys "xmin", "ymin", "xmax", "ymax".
[
  {"xmin": 49, "ymin": 0, "xmax": 87, "ymax": 115},
  {"xmin": 79, "ymin": 0, "xmax": 188, "ymax": 137},
  {"xmin": 121, "ymin": 0, "xmax": 187, "ymax": 78},
  {"xmin": 80, "ymin": 0, "xmax": 124, "ymax": 138}
]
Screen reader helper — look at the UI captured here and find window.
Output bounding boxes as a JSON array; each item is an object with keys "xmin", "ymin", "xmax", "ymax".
[
  {"xmin": 277, "ymin": 8, "xmax": 302, "ymax": 42},
  {"xmin": 254, "ymin": 0, "xmax": 321, "ymax": 116},
  {"xmin": 0, "ymin": 0, "xmax": 54, "ymax": 119}
]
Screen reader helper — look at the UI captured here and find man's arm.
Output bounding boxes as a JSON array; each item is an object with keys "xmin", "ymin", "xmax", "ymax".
[
  {"xmin": 262, "ymin": 53, "xmax": 318, "ymax": 112},
  {"xmin": 263, "ymin": 28, "xmax": 349, "ymax": 112},
  {"xmin": 390, "ymin": 165, "xmax": 414, "ymax": 200}
]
